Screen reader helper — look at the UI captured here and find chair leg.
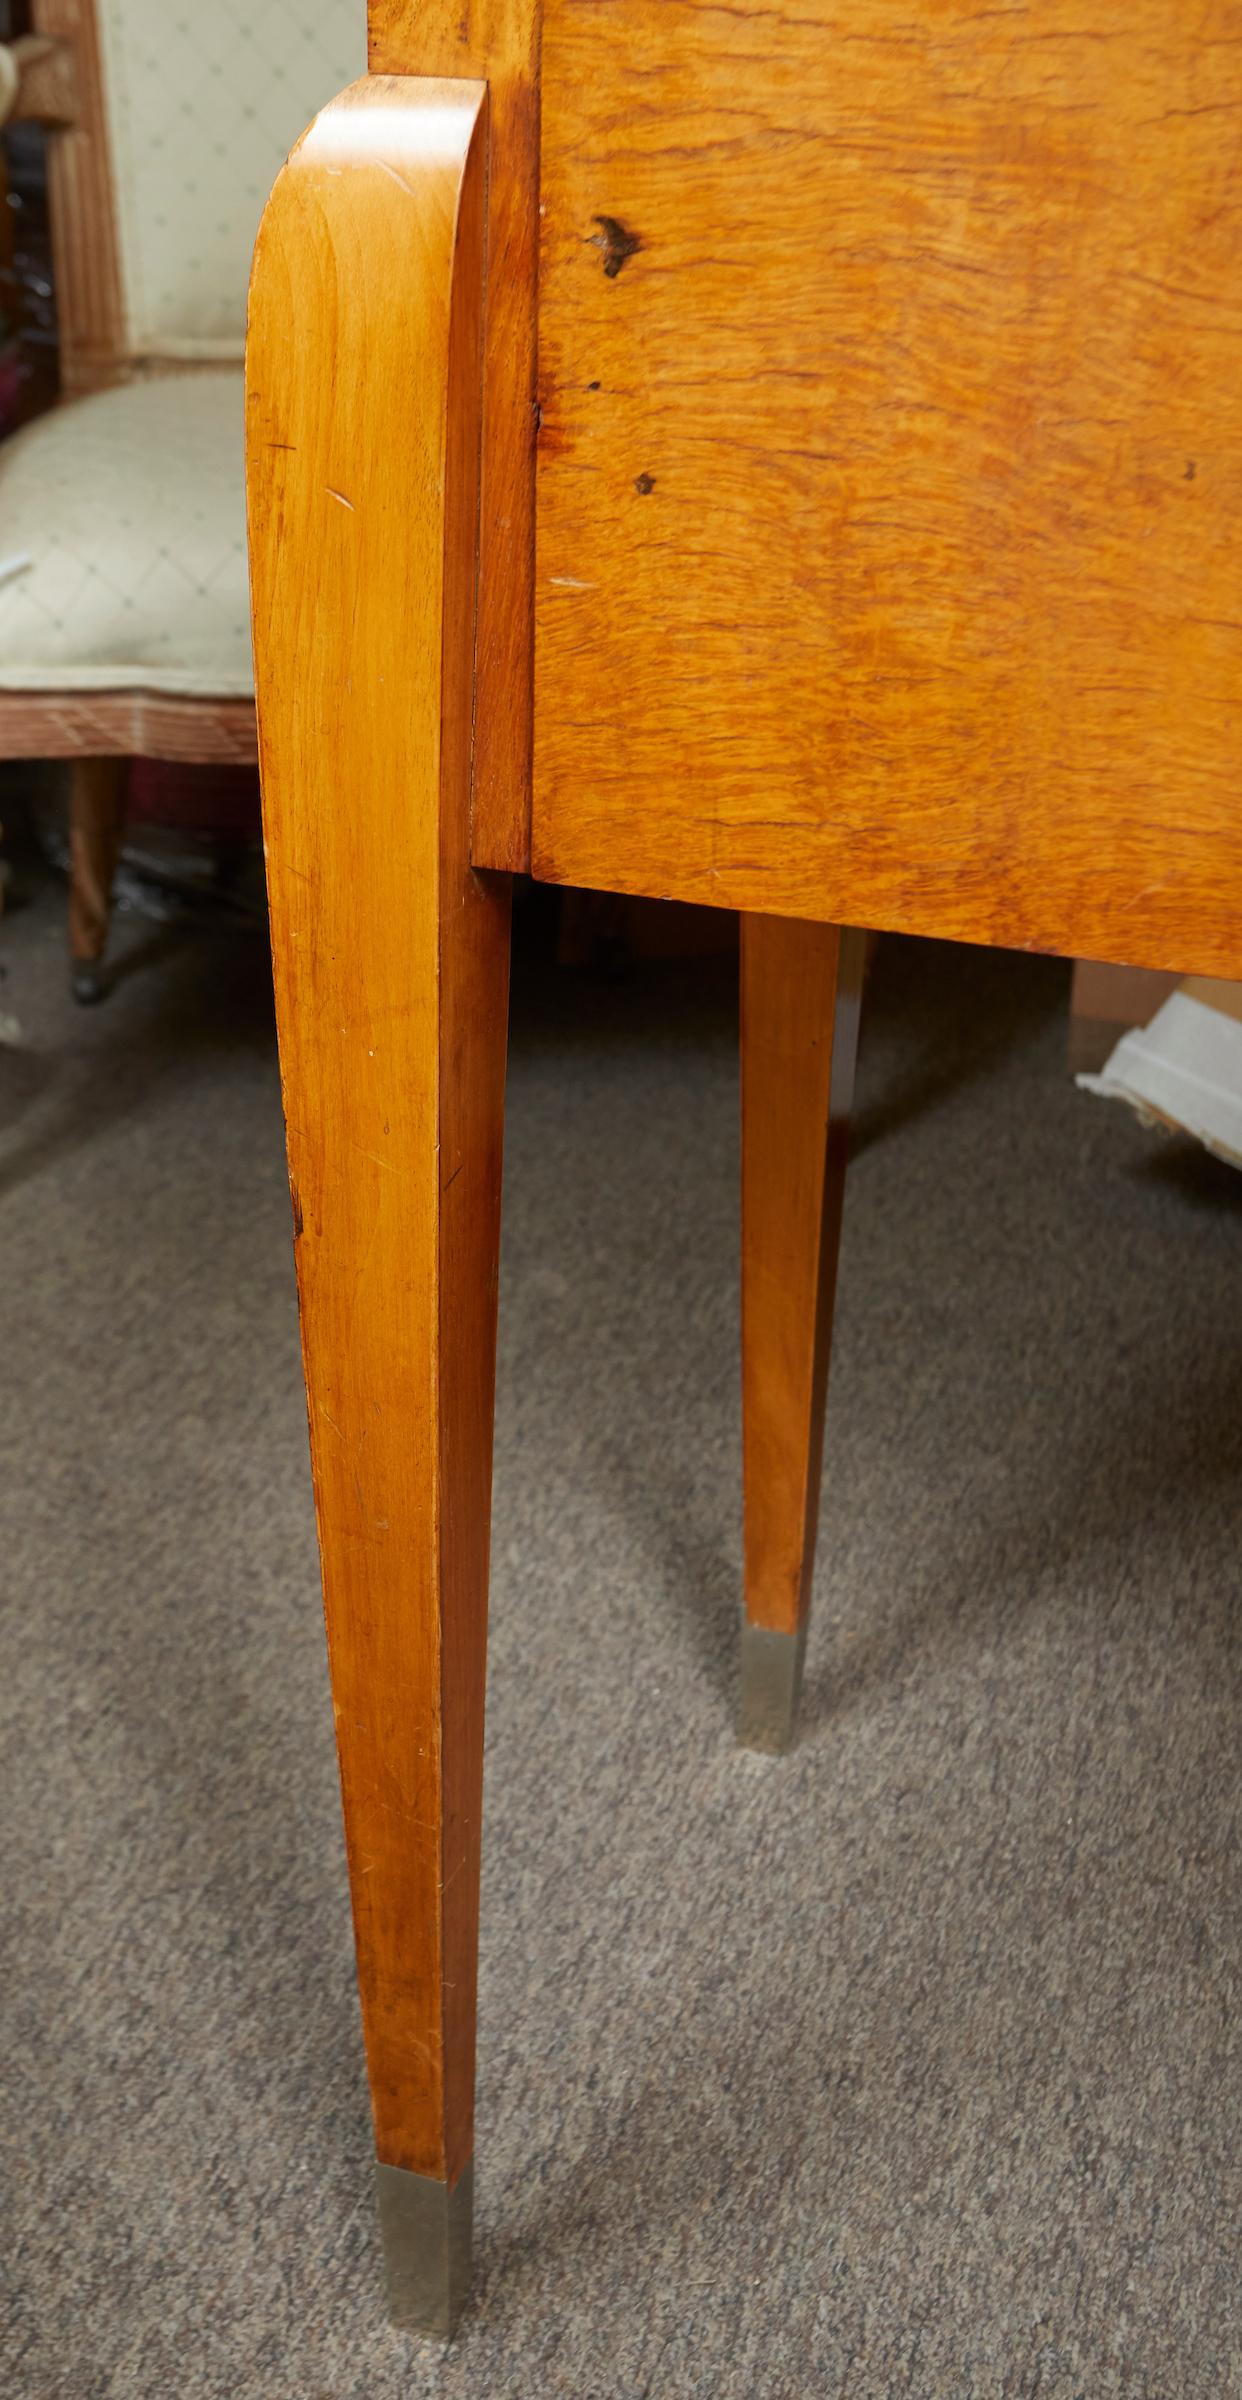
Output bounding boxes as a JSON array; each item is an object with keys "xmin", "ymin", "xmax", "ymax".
[
  {"xmin": 739, "ymin": 915, "xmax": 865, "ymax": 1752},
  {"xmin": 68, "ymin": 756, "xmax": 125, "ymax": 1002},
  {"xmin": 247, "ymin": 80, "xmax": 505, "ymax": 2337}
]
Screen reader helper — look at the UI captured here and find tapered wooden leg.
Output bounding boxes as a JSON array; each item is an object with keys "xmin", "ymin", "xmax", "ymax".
[
  {"xmin": 67, "ymin": 756, "xmax": 125, "ymax": 1002},
  {"xmin": 739, "ymin": 916, "xmax": 865, "ymax": 1752},
  {"xmin": 247, "ymin": 79, "xmax": 504, "ymax": 2337}
]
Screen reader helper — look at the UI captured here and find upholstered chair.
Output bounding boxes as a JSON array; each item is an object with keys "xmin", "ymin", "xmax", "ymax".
[{"xmin": 0, "ymin": 0, "xmax": 361, "ymax": 997}]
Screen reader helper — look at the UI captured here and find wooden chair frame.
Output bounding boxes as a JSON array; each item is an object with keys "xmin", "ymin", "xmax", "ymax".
[{"xmin": 0, "ymin": 0, "xmax": 256, "ymax": 996}]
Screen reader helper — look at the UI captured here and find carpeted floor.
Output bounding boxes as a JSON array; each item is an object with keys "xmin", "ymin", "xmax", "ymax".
[{"xmin": 2, "ymin": 874, "xmax": 1239, "ymax": 2398}]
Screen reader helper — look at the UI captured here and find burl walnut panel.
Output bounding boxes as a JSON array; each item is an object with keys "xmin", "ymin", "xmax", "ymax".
[{"xmin": 531, "ymin": 0, "xmax": 1242, "ymax": 974}]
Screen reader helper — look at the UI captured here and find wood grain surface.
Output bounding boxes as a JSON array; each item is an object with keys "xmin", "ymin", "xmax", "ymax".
[
  {"xmin": 5, "ymin": 31, "xmax": 80, "ymax": 130},
  {"xmin": 741, "ymin": 917, "xmax": 865, "ymax": 1636},
  {"xmin": 0, "ymin": 690, "xmax": 257, "ymax": 761},
  {"xmin": 32, "ymin": 0, "xmax": 125, "ymax": 392},
  {"xmin": 370, "ymin": 3, "xmax": 539, "ymax": 872},
  {"xmin": 66, "ymin": 754, "xmax": 124, "ymax": 964},
  {"xmin": 532, "ymin": 0, "xmax": 1242, "ymax": 976},
  {"xmin": 248, "ymin": 78, "xmax": 509, "ymax": 2187}
]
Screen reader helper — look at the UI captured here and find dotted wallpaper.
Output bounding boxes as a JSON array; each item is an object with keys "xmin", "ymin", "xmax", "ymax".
[{"xmin": 97, "ymin": 1, "xmax": 364, "ymax": 358}]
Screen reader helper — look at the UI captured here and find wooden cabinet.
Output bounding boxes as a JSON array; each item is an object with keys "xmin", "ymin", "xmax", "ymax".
[{"xmin": 248, "ymin": 7, "xmax": 1242, "ymax": 2335}]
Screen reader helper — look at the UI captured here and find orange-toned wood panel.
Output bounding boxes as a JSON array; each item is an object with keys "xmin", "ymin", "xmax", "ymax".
[
  {"xmin": 369, "ymin": 2, "xmax": 539, "ymax": 872},
  {"xmin": 533, "ymin": 0, "xmax": 1242, "ymax": 978}
]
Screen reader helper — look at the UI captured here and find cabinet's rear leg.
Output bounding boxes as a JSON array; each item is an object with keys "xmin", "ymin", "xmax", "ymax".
[{"xmin": 739, "ymin": 916, "xmax": 865, "ymax": 1752}]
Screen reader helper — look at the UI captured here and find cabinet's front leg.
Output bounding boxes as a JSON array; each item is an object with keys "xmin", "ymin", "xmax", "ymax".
[
  {"xmin": 739, "ymin": 916, "xmax": 865, "ymax": 1752},
  {"xmin": 247, "ymin": 79, "xmax": 508, "ymax": 2337}
]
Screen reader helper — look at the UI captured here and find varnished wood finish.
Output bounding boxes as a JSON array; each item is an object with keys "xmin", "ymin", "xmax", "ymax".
[
  {"xmin": 369, "ymin": 4, "xmax": 539, "ymax": 873},
  {"xmin": 533, "ymin": 0, "xmax": 1242, "ymax": 979},
  {"xmin": 247, "ymin": 78, "xmax": 509, "ymax": 2186},
  {"xmin": 741, "ymin": 918, "xmax": 864, "ymax": 1638},
  {"xmin": 0, "ymin": 691, "xmax": 257, "ymax": 763},
  {"xmin": 31, "ymin": 0, "xmax": 125, "ymax": 394},
  {"xmin": 67, "ymin": 754, "xmax": 124, "ymax": 963}
]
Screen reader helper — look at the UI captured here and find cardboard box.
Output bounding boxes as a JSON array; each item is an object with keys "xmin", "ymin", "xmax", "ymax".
[{"xmin": 1078, "ymin": 977, "xmax": 1242, "ymax": 1170}]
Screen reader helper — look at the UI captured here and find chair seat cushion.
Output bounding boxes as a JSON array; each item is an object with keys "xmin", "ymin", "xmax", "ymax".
[{"xmin": 0, "ymin": 371, "xmax": 251, "ymax": 698}]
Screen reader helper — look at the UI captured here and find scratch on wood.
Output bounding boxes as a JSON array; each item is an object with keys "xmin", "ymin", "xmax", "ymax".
[
  {"xmin": 326, "ymin": 487, "xmax": 355, "ymax": 511},
  {"xmin": 375, "ymin": 159, "xmax": 417, "ymax": 200}
]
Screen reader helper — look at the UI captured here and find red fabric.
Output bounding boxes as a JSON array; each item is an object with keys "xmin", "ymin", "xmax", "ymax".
[{"xmin": 126, "ymin": 758, "xmax": 261, "ymax": 839}]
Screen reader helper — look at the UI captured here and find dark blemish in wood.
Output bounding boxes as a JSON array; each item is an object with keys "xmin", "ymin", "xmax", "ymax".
[
  {"xmin": 290, "ymin": 1184, "xmax": 304, "ymax": 1239},
  {"xmin": 586, "ymin": 380, "xmax": 601, "ymax": 391},
  {"xmin": 634, "ymin": 472, "xmax": 656, "ymax": 495},
  {"xmin": 590, "ymin": 216, "xmax": 642, "ymax": 278},
  {"xmin": 1185, "ymin": 459, "xmax": 1196, "ymax": 479}
]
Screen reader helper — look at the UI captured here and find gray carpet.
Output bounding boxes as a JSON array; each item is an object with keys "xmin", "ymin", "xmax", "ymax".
[{"xmin": 2, "ymin": 874, "xmax": 1239, "ymax": 2398}]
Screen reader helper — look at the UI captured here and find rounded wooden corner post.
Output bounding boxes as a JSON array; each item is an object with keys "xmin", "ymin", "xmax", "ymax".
[
  {"xmin": 738, "ymin": 918, "xmax": 866, "ymax": 1754},
  {"xmin": 246, "ymin": 78, "xmax": 510, "ymax": 2339}
]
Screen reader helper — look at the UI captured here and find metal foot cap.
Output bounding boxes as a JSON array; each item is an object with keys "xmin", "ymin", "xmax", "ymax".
[
  {"xmin": 376, "ymin": 2159, "xmax": 473, "ymax": 2340},
  {"xmin": 738, "ymin": 1619, "xmax": 808, "ymax": 1754}
]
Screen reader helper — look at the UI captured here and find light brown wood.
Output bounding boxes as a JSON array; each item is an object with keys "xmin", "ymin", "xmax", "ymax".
[
  {"xmin": 0, "ymin": 691, "xmax": 257, "ymax": 763},
  {"xmin": 370, "ymin": 2, "xmax": 539, "ymax": 873},
  {"xmin": 247, "ymin": 77, "xmax": 508, "ymax": 2190},
  {"xmin": 741, "ymin": 917, "xmax": 864, "ymax": 1639},
  {"xmin": 4, "ymin": 34, "xmax": 79, "ymax": 127},
  {"xmin": 31, "ymin": 0, "xmax": 125, "ymax": 394},
  {"xmin": 532, "ymin": 0, "xmax": 1242, "ymax": 980},
  {"xmin": 67, "ymin": 753, "xmax": 124, "ymax": 963}
]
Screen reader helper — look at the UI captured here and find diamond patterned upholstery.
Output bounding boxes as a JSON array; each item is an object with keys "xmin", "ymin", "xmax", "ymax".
[
  {"xmin": 0, "ymin": 3, "xmax": 363, "ymax": 700},
  {"xmin": 0, "ymin": 372, "xmax": 251, "ymax": 693},
  {"xmin": 99, "ymin": 0, "xmax": 364, "ymax": 360}
]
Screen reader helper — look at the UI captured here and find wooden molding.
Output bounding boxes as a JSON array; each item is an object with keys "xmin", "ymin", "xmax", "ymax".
[
  {"xmin": 0, "ymin": 689, "xmax": 257, "ymax": 763},
  {"xmin": 5, "ymin": 34, "xmax": 78, "ymax": 126},
  {"xmin": 31, "ymin": 0, "xmax": 126, "ymax": 393}
]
